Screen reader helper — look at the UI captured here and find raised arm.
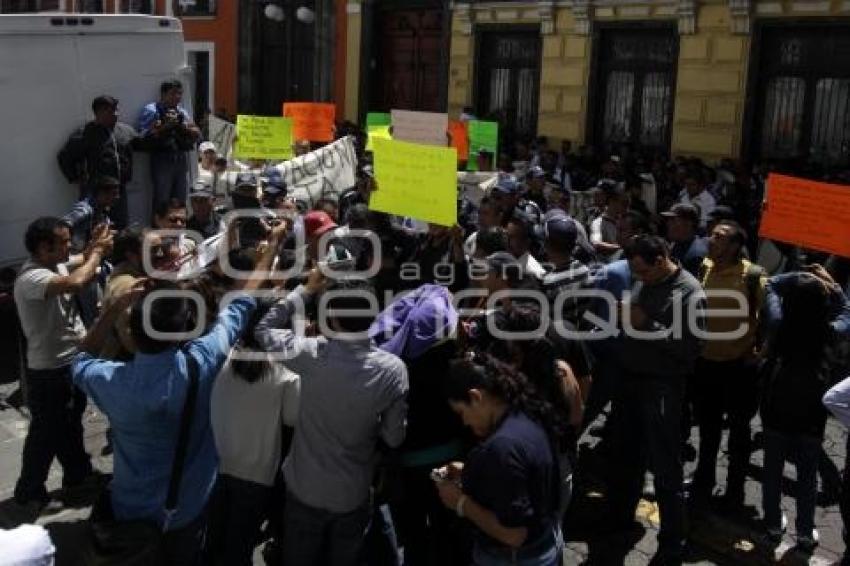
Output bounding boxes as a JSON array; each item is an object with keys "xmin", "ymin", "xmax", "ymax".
[{"xmin": 46, "ymin": 225, "xmax": 112, "ymax": 296}]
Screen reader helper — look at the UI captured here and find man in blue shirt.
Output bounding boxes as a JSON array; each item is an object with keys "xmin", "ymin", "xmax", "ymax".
[
  {"xmin": 63, "ymin": 176, "xmax": 121, "ymax": 255},
  {"xmin": 138, "ymin": 80, "xmax": 201, "ymax": 211},
  {"xmin": 62, "ymin": 176, "xmax": 121, "ymax": 327},
  {"xmin": 71, "ymin": 221, "xmax": 286, "ymax": 564}
]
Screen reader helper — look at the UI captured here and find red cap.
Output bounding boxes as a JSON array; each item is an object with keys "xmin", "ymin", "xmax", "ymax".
[{"xmin": 304, "ymin": 210, "xmax": 338, "ymax": 239}]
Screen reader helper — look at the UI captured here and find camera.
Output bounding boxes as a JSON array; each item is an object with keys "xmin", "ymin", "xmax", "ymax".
[
  {"xmin": 430, "ymin": 468, "xmax": 449, "ymax": 482},
  {"xmin": 161, "ymin": 107, "xmax": 184, "ymax": 128}
]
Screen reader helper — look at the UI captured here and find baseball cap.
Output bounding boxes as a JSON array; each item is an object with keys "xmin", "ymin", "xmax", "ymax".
[
  {"xmin": 199, "ymin": 141, "xmax": 217, "ymax": 154},
  {"xmin": 708, "ymin": 205, "xmax": 735, "ymax": 222},
  {"xmin": 483, "ymin": 252, "xmax": 524, "ymax": 282},
  {"xmin": 93, "ymin": 175, "xmax": 120, "ymax": 188},
  {"xmin": 234, "ymin": 172, "xmax": 258, "ymax": 189},
  {"xmin": 492, "ymin": 175, "xmax": 520, "ymax": 195},
  {"xmin": 544, "ymin": 215, "xmax": 579, "ymax": 245},
  {"xmin": 661, "ymin": 203, "xmax": 700, "ymax": 224},
  {"xmin": 190, "ymin": 181, "xmax": 213, "ymax": 198},
  {"xmin": 263, "ymin": 175, "xmax": 287, "ymax": 196},
  {"xmin": 528, "ymin": 166, "xmax": 546, "ymax": 179},
  {"xmin": 596, "ymin": 178, "xmax": 625, "ymax": 195},
  {"xmin": 304, "ymin": 210, "xmax": 338, "ymax": 239}
]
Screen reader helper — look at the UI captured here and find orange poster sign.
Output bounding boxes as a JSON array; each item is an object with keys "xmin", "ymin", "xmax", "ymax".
[
  {"xmin": 282, "ymin": 102, "xmax": 336, "ymax": 142},
  {"xmin": 449, "ymin": 120, "xmax": 469, "ymax": 162},
  {"xmin": 759, "ymin": 173, "xmax": 850, "ymax": 257}
]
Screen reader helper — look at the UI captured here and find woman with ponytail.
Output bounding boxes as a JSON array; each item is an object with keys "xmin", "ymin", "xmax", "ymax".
[{"xmin": 433, "ymin": 353, "xmax": 563, "ymax": 566}]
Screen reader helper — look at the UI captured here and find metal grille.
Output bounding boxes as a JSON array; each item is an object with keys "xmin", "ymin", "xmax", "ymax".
[
  {"xmin": 1, "ymin": 0, "xmax": 58, "ymax": 10},
  {"xmin": 593, "ymin": 27, "xmax": 677, "ymax": 153},
  {"xmin": 477, "ymin": 30, "xmax": 541, "ymax": 145},
  {"xmin": 755, "ymin": 26, "xmax": 850, "ymax": 166}
]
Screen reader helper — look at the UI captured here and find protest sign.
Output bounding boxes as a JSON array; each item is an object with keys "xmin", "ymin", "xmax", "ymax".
[
  {"xmin": 366, "ymin": 112, "xmax": 391, "ymax": 127},
  {"xmin": 449, "ymin": 120, "xmax": 469, "ymax": 162},
  {"xmin": 234, "ymin": 115, "xmax": 293, "ymax": 160},
  {"xmin": 759, "ymin": 174, "xmax": 850, "ymax": 257},
  {"xmin": 466, "ymin": 120, "xmax": 499, "ymax": 172},
  {"xmin": 366, "ymin": 125, "xmax": 392, "ymax": 152},
  {"xmin": 282, "ymin": 102, "xmax": 336, "ymax": 142},
  {"xmin": 371, "ymin": 138, "xmax": 457, "ymax": 227},
  {"xmin": 268, "ymin": 136, "xmax": 358, "ymax": 206},
  {"xmin": 390, "ymin": 109, "xmax": 448, "ymax": 147},
  {"xmin": 208, "ymin": 116, "xmax": 236, "ymax": 160}
]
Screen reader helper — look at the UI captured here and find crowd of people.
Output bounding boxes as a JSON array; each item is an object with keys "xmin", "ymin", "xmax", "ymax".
[{"xmin": 7, "ymin": 82, "xmax": 850, "ymax": 566}]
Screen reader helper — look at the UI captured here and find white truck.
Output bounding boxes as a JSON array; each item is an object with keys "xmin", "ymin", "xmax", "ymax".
[{"xmin": 0, "ymin": 13, "xmax": 193, "ymax": 267}]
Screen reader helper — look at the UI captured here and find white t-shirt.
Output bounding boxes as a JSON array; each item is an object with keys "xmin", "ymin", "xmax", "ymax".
[
  {"xmin": 464, "ymin": 231, "xmax": 478, "ymax": 259},
  {"xmin": 14, "ymin": 261, "xmax": 85, "ymax": 370},
  {"xmin": 590, "ymin": 215, "xmax": 618, "ymax": 245},
  {"xmin": 211, "ymin": 358, "xmax": 301, "ymax": 486},
  {"xmin": 678, "ymin": 189, "xmax": 717, "ymax": 228},
  {"xmin": 0, "ymin": 524, "xmax": 55, "ymax": 565},
  {"xmin": 519, "ymin": 251, "xmax": 547, "ymax": 280}
]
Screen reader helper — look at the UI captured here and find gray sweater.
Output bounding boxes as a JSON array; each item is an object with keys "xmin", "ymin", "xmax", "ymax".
[
  {"xmin": 620, "ymin": 267, "xmax": 706, "ymax": 378},
  {"xmin": 255, "ymin": 286, "xmax": 409, "ymax": 513}
]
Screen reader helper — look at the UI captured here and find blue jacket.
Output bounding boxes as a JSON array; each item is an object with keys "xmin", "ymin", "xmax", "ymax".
[{"xmin": 72, "ymin": 297, "xmax": 256, "ymax": 530}]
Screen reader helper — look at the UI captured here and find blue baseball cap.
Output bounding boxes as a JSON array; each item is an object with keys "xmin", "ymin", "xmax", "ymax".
[{"xmin": 493, "ymin": 174, "xmax": 520, "ymax": 195}]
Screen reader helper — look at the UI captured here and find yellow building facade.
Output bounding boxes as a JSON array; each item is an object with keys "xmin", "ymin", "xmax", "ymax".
[{"xmin": 345, "ymin": 0, "xmax": 850, "ymax": 163}]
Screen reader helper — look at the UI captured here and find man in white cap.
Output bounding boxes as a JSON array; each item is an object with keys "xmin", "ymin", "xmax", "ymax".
[{"xmin": 197, "ymin": 141, "xmax": 218, "ymax": 186}]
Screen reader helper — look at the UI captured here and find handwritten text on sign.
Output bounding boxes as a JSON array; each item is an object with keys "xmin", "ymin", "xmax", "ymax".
[
  {"xmin": 370, "ymin": 138, "xmax": 458, "ymax": 227},
  {"xmin": 391, "ymin": 110, "xmax": 448, "ymax": 147},
  {"xmin": 759, "ymin": 173, "xmax": 850, "ymax": 258},
  {"xmin": 235, "ymin": 115, "xmax": 293, "ymax": 160},
  {"xmin": 269, "ymin": 136, "xmax": 358, "ymax": 206},
  {"xmin": 282, "ymin": 102, "xmax": 336, "ymax": 142}
]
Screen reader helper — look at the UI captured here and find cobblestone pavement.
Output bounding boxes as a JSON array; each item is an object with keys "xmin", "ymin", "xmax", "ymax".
[{"xmin": 1, "ymin": 378, "xmax": 847, "ymax": 565}]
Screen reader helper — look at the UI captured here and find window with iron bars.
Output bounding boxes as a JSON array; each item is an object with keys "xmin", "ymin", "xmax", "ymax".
[
  {"xmin": 755, "ymin": 25, "xmax": 850, "ymax": 167},
  {"xmin": 121, "ymin": 0, "xmax": 153, "ymax": 13},
  {"xmin": 0, "ymin": 0, "xmax": 59, "ymax": 11}
]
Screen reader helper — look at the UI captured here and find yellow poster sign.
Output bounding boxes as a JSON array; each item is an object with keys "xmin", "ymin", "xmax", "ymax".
[
  {"xmin": 371, "ymin": 138, "xmax": 458, "ymax": 227},
  {"xmin": 366, "ymin": 125, "xmax": 392, "ymax": 152},
  {"xmin": 234, "ymin": 115, "xmax": 293, "ymax": 160}
]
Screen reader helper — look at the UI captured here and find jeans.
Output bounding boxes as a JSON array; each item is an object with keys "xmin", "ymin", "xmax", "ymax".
[
  {"xmin": 388, "ymin": 465, "xmax": 465, "ymax": 566},
  {"xmin": 762, "ymin": 428, "xmax": 821, "ymax": 538},
  {"xmin": 582, "ymin": 343, "xmax": 618, "ymax": 430},
  {"xmin": 841, "ymin": 436, "xmax": 850, "ymax": 550},
  {"xmin": 14, "ymin": 367, "xmax": 92, "ymax": 503},
  {"xmin": 557, "ymin": 453, "xmax": 574, "ymax": 519},
  {"xmin": 609, "ymin": 375, "xmax": 687, "ymax": 550},
  {"xmin": 693, "ymin": 357, "xmax": 759, "ymax": 500},
  {"xmin": 162, "ymin": 511, "xmax": 207, "ymax": 566},
  {"xmin": 361, "ymin": 503, "xmax": 401, "ymax": 566},
  {"xmin": 151, "ymin": 152, "xmax": 190, "ymax": 208},
  {"xmin": 206, "ymin": 474, "xmax": 271, "ymax": 566},
  {"xmin": 281, "ymin": 491, "xmax": 372, "ymax": 566},
  {"xmin": 471, "ymin": 525, "xmax": 564, "ymax": 566}
]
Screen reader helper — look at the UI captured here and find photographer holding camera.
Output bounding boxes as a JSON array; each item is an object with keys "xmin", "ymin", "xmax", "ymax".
[{"xmin": 139, "ymin": 80, "xmax": 201, "ymax": 211}]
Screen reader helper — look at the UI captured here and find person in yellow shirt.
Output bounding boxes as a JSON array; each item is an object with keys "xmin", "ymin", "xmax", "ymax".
[{"xmin": 691, "ymin": 220, "xmax": 767, "ymax": 511}]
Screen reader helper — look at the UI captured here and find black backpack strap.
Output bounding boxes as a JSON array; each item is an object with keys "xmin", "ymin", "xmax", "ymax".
[
  {"xmin": 744, "ymin": 263, "xmax": 765, "ymax": 320},
  {"xmin": 163, "ymin": 353, "xmax": 200, "ymax": 523}
]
